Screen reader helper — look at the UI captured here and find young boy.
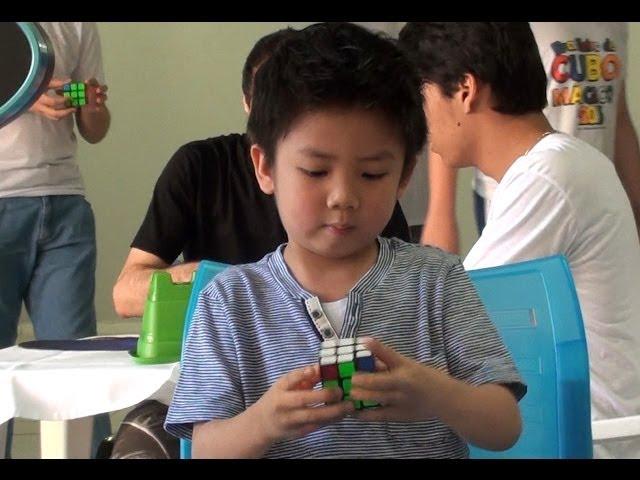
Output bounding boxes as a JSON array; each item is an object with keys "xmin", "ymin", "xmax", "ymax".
[{"xmin": 165, "ymin": 22, "xmax": 525, "ymax": 459}]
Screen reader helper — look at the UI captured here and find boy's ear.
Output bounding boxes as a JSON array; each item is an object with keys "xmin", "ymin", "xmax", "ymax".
[
  {"xmin": 250, "ymin": 144, "xmax": 274, "ymax": 195},
  {"xmin": 456, "ymin": 73, "xmax": 480, "ymax": 114}
]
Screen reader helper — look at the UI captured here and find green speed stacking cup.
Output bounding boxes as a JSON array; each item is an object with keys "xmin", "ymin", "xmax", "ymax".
[{"xmin": 130, "ymin": 271, "xmax": 193, "ymax": 364}]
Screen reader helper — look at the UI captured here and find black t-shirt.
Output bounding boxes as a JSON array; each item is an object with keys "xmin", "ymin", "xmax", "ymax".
[{"xmin": 131, "ymin": 133, "xmax": 410, "ymax": 265}]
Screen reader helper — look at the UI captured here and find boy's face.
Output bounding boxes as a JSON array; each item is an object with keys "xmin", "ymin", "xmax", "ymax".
[{"xmin": 252, "ymin": 107, "xmax": 408, "ymax": 261}]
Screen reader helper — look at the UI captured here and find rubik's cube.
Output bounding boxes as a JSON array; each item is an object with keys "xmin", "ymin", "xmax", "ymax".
[
  {"xmin": 62, "ymin": 82, "xmax": 87, "ymax": 107},
  {"xmin": 319, "ymin": 337, "xmax": 379, "ymax": 410}
]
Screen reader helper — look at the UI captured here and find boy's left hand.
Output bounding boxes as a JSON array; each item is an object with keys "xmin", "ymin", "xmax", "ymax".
[{"xmin": 349, "ymin": 338, "xmax": 453, "ymax": 422}]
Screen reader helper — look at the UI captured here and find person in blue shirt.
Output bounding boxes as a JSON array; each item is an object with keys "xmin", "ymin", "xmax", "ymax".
[{"xmin": 165, "ymin": 22, "xmax": 525, "ymax": 458}]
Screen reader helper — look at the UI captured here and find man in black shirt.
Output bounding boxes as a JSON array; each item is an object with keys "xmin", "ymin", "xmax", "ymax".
[{"xmin": 112, "ymin": 27, "xmax": 411, "ymax": 319}]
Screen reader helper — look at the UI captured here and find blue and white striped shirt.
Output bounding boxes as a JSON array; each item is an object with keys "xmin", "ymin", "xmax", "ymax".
[{"xmin": 165, "ymin": 237, "xmax": 525, "ymax": 458}]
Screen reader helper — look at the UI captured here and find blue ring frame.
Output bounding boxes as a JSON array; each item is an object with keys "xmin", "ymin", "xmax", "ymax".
[{"xmin": 0, "ymin": 22, "xmax": 55, "ymax": 128}]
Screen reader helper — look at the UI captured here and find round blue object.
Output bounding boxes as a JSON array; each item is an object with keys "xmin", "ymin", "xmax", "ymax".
[{"xmin": 0, "ymin": 22, "xmax": 54, "ymax": 129}]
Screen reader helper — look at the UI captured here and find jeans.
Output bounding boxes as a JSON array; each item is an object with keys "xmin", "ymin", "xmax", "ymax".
[{"xmin": 0, "ymin": 195, "xmax": 110, "ymax": 457}]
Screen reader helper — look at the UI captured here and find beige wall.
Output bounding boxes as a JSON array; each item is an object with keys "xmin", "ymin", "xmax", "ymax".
[
  {"xmin": 19, "ymin": 22, "xmax": 640, "ymax": 329},
  {"xmin": 79, "ymin": 23, "xmax": 310, "ymax": 327}
]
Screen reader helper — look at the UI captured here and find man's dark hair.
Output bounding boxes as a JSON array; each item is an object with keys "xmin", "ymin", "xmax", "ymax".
[
  {"xmin": 398, "ymin": 22, "xmax": 547, "ymax": 115},
  {"xmin": 247, "ymin": 22, "xmax": 427, "ymax": 179},
  {"xmin": 241, "ymin": 27, "xmax": 297, "ymax": 107}
]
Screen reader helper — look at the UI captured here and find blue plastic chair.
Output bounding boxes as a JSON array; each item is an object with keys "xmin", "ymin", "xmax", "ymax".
[
  {"xmin": 467, "ymin": 255, "xmax": 592, "ymax": 458},
  {"xmin": 176, "ymin": 255, "xmax": 592, "ymax": 458},
  {"xmin": 179, "ymin": 260, "xmax": 230, "ymax": 459}
]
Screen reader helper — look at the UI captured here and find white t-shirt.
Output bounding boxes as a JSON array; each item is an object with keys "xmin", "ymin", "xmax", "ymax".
[
  {"xmin": 474, "ymin": 22, "xmax": 628, "ymax": 205},
  {"xmin": 464, "ymin": 132, "xmax": 640, "ymax": 458},
  {"xmin": 320, "ymin": 297, "xmax": 348, "ymax": 335},
  {"xmin": 0, "ymin": 22, "xmax": 105, "ymax": 198}
]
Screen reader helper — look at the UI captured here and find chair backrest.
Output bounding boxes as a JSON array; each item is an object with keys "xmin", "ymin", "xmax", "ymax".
[
  {"xmin": 179, "ymin": 260, "xmax": 230, "ymax": 459},
  {"xmin": 467, "ymin": 255, "xmax": 592, "ymax": 458}
]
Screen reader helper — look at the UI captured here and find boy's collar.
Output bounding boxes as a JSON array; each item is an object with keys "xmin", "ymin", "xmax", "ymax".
[{"xmin": 267, "ymin": 237, "xmax": 395, "ymax": 300}]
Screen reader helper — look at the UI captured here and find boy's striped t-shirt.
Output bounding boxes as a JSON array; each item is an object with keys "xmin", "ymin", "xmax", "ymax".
[{"xmin": 165, "ymin": 237, "xmax": 525, "ymax": 458}]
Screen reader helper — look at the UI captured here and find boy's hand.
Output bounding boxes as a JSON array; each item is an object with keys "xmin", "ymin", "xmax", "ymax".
[
  {"xmin": 350, "ymin": 338, "xmax": 453, "ymax": 422},
  {"xmin": 28, "ymin": 78, "xmax": 77, "ymax": 121},
  {"xmin": 252, "ymin": 364, "xmax": 355, "ymax": 444}
]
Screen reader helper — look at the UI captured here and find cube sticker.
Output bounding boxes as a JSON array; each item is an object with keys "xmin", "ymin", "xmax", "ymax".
[{"xmin": 319, "ymin": 337, "xmax": 379, "ymax": 410}]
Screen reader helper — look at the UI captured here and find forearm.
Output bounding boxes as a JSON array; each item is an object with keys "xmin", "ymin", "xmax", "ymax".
[
  {"xmin": 76, "ymin": 105, "xmax": 110, "ymax": 144},
  {"xmin": 192, "ymin": 406, "xmax": 273, "ymax": 459},
  {"xmin": 433, "ymin": 373, "xmax": 521, "ymax": 451},
  {"xmin": 113, "ymin": 266, "xmax": 157, "ymax": 318},
  {"xmin": 421, "ymin": 151, "xmax": 460, "ymax": 253},
  {"xmin": 113, "ymin": 261, "xmax": 198, "ymax": 317}
]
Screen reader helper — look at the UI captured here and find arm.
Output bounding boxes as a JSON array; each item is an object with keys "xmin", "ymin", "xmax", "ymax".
[
  {"xmin": 192, "ymin": 365, "xmax": 352, "ymax": 458},
  {"xmin": 112, "ymin": 248, "xmax": 199, "ymax": 318},
  {"xmin": 166, "ymin": 285, "xmax": 352, "ymax": 458},
  {"xmin": 435, "ymin": 377, "xmax": 521, "ymax": 450},
  {"xmin": 350, "ymin": 339, "xmax": 521, "ymax": 451},
  {"xmin": 75, "ymin": 78, "xmax": 110, "ymax": 143},
  {"xmin": 73, "ymin": 22, "xmax": 110, "ymax": 144},
  {"xmin": 351, "ymin": 260, "xmax": 525, "ymax": 450},
  {"xmin": 28, "ymin": 78, "xmax": 77, "ymax": 121},
  {"xmin": 421, "ymin": 151, "xmax": 460, "ymax": 254},
  {"xmin": 115, "ymin": 140, "xmax": 202, "ymax": 317},
  {"xmin": 613, "ymin": 81, "xmax": 640, "ymax": 242}
]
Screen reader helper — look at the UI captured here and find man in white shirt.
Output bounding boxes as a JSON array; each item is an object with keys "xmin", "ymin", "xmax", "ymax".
[
  {"xmin": 399, "ymin": 21, "xmax": 640, "ymax": 459},
  {"xmin": 423, "ymin": 22, "xmax": 640, "ymax": 253}
]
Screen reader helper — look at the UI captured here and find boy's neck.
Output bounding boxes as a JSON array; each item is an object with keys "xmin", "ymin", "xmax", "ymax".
[{"xmin": 283, "ymin": 240, "xmax": 380, "ymax": 302}]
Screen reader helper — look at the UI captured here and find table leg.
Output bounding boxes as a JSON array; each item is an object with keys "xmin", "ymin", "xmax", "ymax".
[
  {"xmin": 40, "ymin": 417, "xmax": 93, "ymax": 459},
  {"xmin": 0, "ymin": 421, "xmax": 7, "ymax": 458}
]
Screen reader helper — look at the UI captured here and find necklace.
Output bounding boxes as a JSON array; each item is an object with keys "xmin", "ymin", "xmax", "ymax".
[{"xmin": 523, "ymin": 130, "xmax": 556, "ymax": 156}]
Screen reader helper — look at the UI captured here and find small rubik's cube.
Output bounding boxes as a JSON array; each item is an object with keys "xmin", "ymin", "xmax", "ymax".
[
  {"xmin": 62, "ymin": 82, "xmax": 87, "ymax": 107},
  {"xmin": 319, "ymin": 337, "xmax": 378, "ymax": 410}
]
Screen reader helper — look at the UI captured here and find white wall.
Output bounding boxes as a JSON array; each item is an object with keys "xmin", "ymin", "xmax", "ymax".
[{"xmin": 16, "ymin": 22, "xmax": 640, "ymax": 330}]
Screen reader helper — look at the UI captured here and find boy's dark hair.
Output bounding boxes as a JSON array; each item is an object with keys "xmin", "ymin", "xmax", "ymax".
[
  {"xmin": 247, "ymin": 22, "xmax": 427, "ymax": 179},
  {"xmin": 241, "ymin": 27, "xmax": 297, "ymax": 107},
  {"xmin": 398, "ymin": 22, "xmax": 547, "ymax": 115}
]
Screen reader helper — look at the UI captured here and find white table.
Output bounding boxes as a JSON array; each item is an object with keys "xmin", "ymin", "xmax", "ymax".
[{"xmin": 0, "ymin": 344, "xmax": 179, "ymax": 458}]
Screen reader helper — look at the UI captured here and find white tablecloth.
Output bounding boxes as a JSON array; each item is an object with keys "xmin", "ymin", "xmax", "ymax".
[{"xmin": 0, "ymin": 345, "xmax": 179, "ymax": 424}]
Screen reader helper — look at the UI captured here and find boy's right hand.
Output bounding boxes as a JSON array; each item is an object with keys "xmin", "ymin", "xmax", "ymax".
[
  {"xmin": 28, "ymin": 78, "xmax": 77, "ymax": 121},
  {"xmin": 251, "ymin": 364, "xmax": 354, "ymax": 444}
]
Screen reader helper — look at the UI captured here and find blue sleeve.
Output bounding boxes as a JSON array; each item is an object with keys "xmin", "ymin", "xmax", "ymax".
[
  {"xmin": 164, "ymin": 283, "xmax": 245, "ymax": 439},
  {"xmin": 442, "ymin": 261, "xmax": 527, "ymax": 401}
]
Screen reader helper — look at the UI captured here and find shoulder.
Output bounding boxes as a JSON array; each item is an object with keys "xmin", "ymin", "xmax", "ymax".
[
  {"xmin": 386, "ymin": 237, "xmax": 462, "ymax": 280},
  {"xmin": 201, "ymin": 254, "xmax": 275, "ymax": 301},
  {"xmin": 37, "ymin": 22, "xmax": 83, "ymax": 44},
  {"xmin": 175, "ymin": 133, "xmax": 247, "ymax": 160},
  {"xmin": 512, "ymin": 133, "xmax": 611, "ymax": 190},
  {"xmin": 166, "ymin": 133, "xmax": 247, "ymax": 173}
]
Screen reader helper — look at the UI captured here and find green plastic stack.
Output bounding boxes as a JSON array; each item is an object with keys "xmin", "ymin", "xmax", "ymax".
[{"xmin": 130, "ymin": 271, "xmax": 193, "ymax": 364}]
